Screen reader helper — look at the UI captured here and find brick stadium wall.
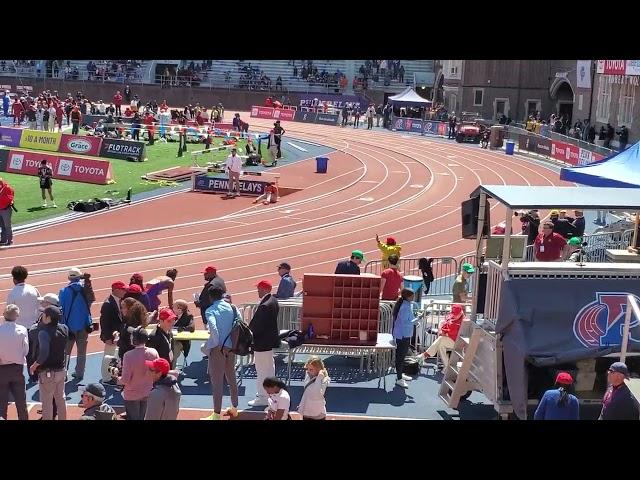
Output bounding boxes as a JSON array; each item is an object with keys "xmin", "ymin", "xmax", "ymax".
[{"xmin": 28, "ymin": 79, "xmax": 309, "ymax": 111}]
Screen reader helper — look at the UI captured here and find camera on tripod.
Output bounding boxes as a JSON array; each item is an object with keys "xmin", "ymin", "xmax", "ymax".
[{"xmin": 107, "ymin": 358, "xmax": 120, "ymax": 378}]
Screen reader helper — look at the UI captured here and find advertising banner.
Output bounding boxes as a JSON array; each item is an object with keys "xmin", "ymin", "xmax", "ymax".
[
  {"xmin": 423, "ymin": 121, "xmax": 443, "ymax": 136},
  {"xmin": 19, "ymin": 129, "xmax": 62, "ymax": 152},
  {"xmin": 294, "ymin": 111, "xmax": 317, "ymax": 123},
  {"xmin": 533, "ymin": 137, "xmax": 552, "ymax": 156},
  {"xmin": 576, "ymin": 60, "xmax": 592, "ymax": 88},
  {"xmin": 0, "ymin": 148, "xmax": 8, "ymax": 172},
  {"xmin": 5, "ymin": 150, "xmax": 112, "ymax": 184},
  {"xmin": 437, "ymin": 122, "xmax": 448, "ymax": 136},
  {"xmin": 250, "ymin": 106, "xmax": 275, "ymax": 119},
  {"xmin": 314, "ymin": 113, "xmax": 340, "ymax": 126},
  {"xmin": 59, "ymin": 134, "xmax": 103, "ymax": 156},
  {"xmin": 565, "ymin": 143, "xmax": 580, "ymax": 165},
  {"xmin": 192, "ymin": 174, "xmax": 268, "ymax": 196},
  {"xmin": 298, "ymin": 94, "xmax": 368, "ymax": 110},
  {"xmin": 99, "ymin": 138, "xmax": 145, "ymax": 161},
  {"xmin": 596, "ymin": 60, "xmax": 626, "ymax": 75},
  {"xmin": 0, "ymin": 126, "xmax": 23, "ymax": 147},
  {"xmin": 272, "ymin": 109, "xmax": 295, "ymax": 122},
  {"xmin": 518, "ymin": 133, "xmax": 533, "ymax": 152},
  {"xmin": 625, "ymin": 60, "xmax": 640, "ymax": 76},
  {"xmin": 550, "ymin": 141, "xmax": 568, "ymax": 162}
]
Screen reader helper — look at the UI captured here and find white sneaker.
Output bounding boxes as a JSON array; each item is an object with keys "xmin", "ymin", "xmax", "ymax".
[
  {"xmin": 42, "ymin": 202, "xmax": 47, "ymax": 208},
  {"xmin": 52, "ymin": 203, "xmax": 57, "ymax": 208},
  {"xmin": 247, "ymin": 398, "xmax": 269, "ymax": 407},
  {"xmin": 401, "ymin": 374, "xmax": 413, "ymax": 381},
  {"xmin": 395, "ymin": 379, "xmax": 409, "ymax": 388}
]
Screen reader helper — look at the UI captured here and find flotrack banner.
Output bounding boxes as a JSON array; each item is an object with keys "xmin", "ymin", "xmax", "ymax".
[{"xmin": 99, "ymin": 138, "xmax": 145, "ymax": 161}]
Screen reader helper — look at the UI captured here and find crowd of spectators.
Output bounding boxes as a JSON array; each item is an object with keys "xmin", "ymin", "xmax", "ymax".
[
  {"xmin": 292, "ymin": 60, "xmax": 346, "ymax": 90},
  {"xmin": 355, "ymin": 60, "xmax": 405, "ymax": 89}
]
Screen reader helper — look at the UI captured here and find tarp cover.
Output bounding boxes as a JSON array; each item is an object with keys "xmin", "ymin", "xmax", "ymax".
[
  {"xmin": 559, "ymin": 141, "xmax": 640, "ymax": 187},
  {"xmin": 495, "ymin": 278, "xmax": 640, "ymax": 419},
  {"xmin": 388, "ymin": 87, "xmax": 432, "ymax": 106}
]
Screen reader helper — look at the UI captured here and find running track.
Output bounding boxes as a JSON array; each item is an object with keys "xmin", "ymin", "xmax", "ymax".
[{"xmin": 0, "ymin": 114, "xmax": 573, "ymax": 360}]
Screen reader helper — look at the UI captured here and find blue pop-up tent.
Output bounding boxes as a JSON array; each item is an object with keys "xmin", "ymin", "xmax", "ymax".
[{"xmin": 560, "ymin": 141, "xmax": 640, "ymax": 187}]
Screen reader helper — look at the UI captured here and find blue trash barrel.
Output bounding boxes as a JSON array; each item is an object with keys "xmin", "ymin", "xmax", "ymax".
[
  {"xmin": 403, "ymin": 275, "xmax": 424, "ymax": 303},
  {"xmin": 505, "ymin": 140, "xmax": 515, "ymax": 155},
  {"xmin": 316, "ymin": 156, "xmax": 329, "ymax": 173}
]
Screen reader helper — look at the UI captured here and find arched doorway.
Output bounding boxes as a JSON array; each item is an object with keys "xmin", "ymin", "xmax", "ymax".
[{"xmin": 550, "ymin": 78, "xmax": 575, "ymax": 124}]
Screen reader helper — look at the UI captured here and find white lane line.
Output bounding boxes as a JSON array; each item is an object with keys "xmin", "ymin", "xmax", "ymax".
[{"xmin": 286, "ymin": 142, "xmax": 307, "ymax": 152}]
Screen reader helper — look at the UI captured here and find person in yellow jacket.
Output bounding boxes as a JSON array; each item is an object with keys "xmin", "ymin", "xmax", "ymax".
[{"xmin": 376, "ymin": 234, "xmax": 401, "ymax": 269}]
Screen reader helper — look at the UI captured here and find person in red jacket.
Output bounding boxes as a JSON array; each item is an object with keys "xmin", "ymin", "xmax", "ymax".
[
  {"xmin": 113, "ymin": 90, "xmax": 123, "ymax": 116},
  {"xmin": 0, "ymin": 178, "xmax": 15, "ymax": 246},
  {"xmin": 12, "ymin": 99, "xmax": 24, "ymax": 125},
  {"xmin": 421, "ymin": 303, "xmax": 465, "ymax": 369},
  {"xmin": 144, "ymin": 111, "xmax": 155, "ymax": 145}
]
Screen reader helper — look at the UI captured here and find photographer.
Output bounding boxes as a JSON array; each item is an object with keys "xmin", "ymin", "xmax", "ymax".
[
  {"xmin": 515, "ymin": 210, "xmax": 540, "ymax": 246},
  {"xmin": 59, "ymin": 268, "xmax": 95, "ymax": 381},
  {"xmin": 0, "ymin": 178, "xmax": 15, "ymax": 246},
  {"xmin": 99, "ymin": 281, "xmax": 127, "ymax": 385},
  {"xmin": 116, "ymin": 327, "xmax": 159, "ymax": 420}
]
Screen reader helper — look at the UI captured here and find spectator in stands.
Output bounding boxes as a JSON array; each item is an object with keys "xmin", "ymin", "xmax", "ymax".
[
  {"xmin": 117, "ymin": 298, "xmax": 148, "ymax": 361},
  {"xmin": 147, "ymin": 307, "xmax": 176, "ymax": 366},
  {"xmin": 376, "ymin": 235, "xmax": 402, "ymax": 270},
  {"xmin": 534, "ymin": 221, "xmax": 568, "ymax": 262},
  {"xmin": 274, "ymin": 262, "xmax": 296, "ymax": 299},
  {"xmin": 172, "ymin": 299, "xmax": 194, "ymax": 365},
  {"xmin": 0, "ymin": 304, "xmax": 29, "ymax": 420},
  {"xmin": 99, "ymin": 281, "xmax": 127, "ymax": 385},
  {"xmin": 248, "ymin": 280, "xmax": 280, "ymax": 408},
  {"xmin": 117, "ymin": 327, "xmax": 158, "ymax": 420},
  {"xmin": 380, "ymin": 255, "xmax": 403, "ymax": 301},
  {"xmin": 452, "ymin": 263, "xmax": 474, "ymax": 303},
  {"xmin": 422, "ymin": 303, "xmax": 465, "ymax": 370},
  {"xmin": 200, "ymin": 286, "xmax": 240, "ymax": 420},
  {"xmin": 59, "ymin": 268, "xmax": 95, "ymax": 380},
  {"xmin": 144, "ymin": 358, "xmax": 181, "ymax": 420},
  {"xmin": 195, "ymin": 266, "xmax": 227, "ymax": 327},
  {"xmin": 7, "ymin": 266, "xmax": 40, "ymax": 330},
  {"xmin": 599, "ymin": 362, "xmax": 639, "ymax": 420},
  {"xmin": 392, "ymin": 288, "xmax": 419, "ymax": 388},
  {"xmin": 79, "ymin": 383, "xmax": 117, "ymax": 420},
  {"xmin": 30, "ymin": 306, "xmax": 68, "ymax": 420},
  {"xmin": 335, "ymin": 250, "xmax": 365, "ymax": 275},
  {"xmin": 534, "ymin": 372, "xmax": 579, "ymax": 420}
]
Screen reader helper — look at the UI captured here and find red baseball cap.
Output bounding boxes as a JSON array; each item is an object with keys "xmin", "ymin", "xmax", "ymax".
[
  {"xmin": 158, "ymin": 307, "xmax": 177, "ymax": 322},
  {"xmin": 256, "ymin": 280, "xmax": 272, "ymax": 289},
  {"xmin": 386, "ymin": 236, "xmax": 396, "ymax": 245},
  {"xmin": 555, "ymin": 372, "xmax": 573, "ymax": 385},
  {"xmin": 145, "ymin": 358, "xmax": 170, "ymax": 376},
  {"xmin": 202, "ymin": 266, "xmax": 217, "ymax": 274},
  {"xmin": 451, "ymin": 304, "xmax": 464, "ymax": 316},
  {"xmin": 111, "ymin": 281, "xmax": 127, "ymax": 290},
  {"xmin": 127, "ymin": 284, "xmax": 143, "ymax": 294}
]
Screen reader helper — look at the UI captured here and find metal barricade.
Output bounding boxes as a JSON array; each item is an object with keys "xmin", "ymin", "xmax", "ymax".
[{"xmin": 363, "ymin": 256, "xmax": 459, "ymax": 297}]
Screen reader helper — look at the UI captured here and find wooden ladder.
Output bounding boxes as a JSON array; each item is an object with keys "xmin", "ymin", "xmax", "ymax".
[{"xmin": 438, "ymin": 323, "xmax": 483, "ymax": 409}]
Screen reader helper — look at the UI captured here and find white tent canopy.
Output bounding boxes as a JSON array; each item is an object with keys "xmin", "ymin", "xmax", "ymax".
[{"xmin": 388, "ymin": 87, "xmax": 432, "ymax": 106}]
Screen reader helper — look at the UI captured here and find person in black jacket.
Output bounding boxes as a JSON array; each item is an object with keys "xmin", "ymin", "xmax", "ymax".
[
  {"xmin": 248, "ymin": 280, "xmax": 280, "ymax": 407},
  {"xmin": 172, "ymin": 300, "xmax": 195, "ymax": 365},
  {"xmin": 29, "ymin": 306, "xmax": 69, "ymax": 420},
  {"xmin": 195, "ymin": 266, "xmax": 226, "ymax": 327},
  {"xmin": 146, "ymin": 307, "xmax": 176, "ymax": 366},
  {"xmin": 599, "ymin": 362, "xmax": 639, "ymax": 420},
  {"xmin": 99, "ymin": 281, "xmax": 127, "ymax": 384},
  {"xmin": 335, "ymin": 250, "xmax": 364, "ymax": 275},
  {"xmin": 550, "ymin": 211, "xmax": 577, "ymax": 239},
  {"xmin": 571, "ymin": 210, "xmax": 585, "ymax": 237}
]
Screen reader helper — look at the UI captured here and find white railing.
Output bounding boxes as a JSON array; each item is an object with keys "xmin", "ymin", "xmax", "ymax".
[
  {"xmin": 621, "ymin": 294, "xmax": 640, "ymax": 362},
  {"xmin": 484, "ymin": 260, "xmax": 504, "ymax": 325}
]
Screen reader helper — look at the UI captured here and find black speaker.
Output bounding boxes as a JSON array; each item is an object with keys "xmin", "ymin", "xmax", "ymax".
[
  {"xmin": 461, "ymin": 196, "xmax": 490, "ymax": 239},
  {"xmin": 476, "ymin": 272, "xmax": 487, "ymax": 314}
]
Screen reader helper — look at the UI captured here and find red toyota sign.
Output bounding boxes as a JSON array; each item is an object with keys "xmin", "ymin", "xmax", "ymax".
[
  {"xmin": 273, "ymin": 108, "xmax": 295, "ymax": 121},
  {"xmin": 6, "ymin": 150, "xmax": 113, "ymax": 184},
  {"xmin": 250, "ymin": 106, "xmax": 275, "ymax": 119},
  {"xmin": 58, "ymin": 134, "xmax": 103, "ymax": 156},
  {"xmin": 597, "ymin": 60, "xmax": 626, "ymax": 75}
]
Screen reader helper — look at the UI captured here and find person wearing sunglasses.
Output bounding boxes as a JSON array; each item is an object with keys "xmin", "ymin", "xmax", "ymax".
[
  {"xmin": 599, "ymin": 362, "xmax": 639, "ymax": 421},
  {"xmin": 79, "ymin": 383, "xmax": 117, "ymax": 420}
]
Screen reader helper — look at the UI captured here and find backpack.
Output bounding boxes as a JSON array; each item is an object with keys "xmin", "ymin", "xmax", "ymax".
[{"xmin": 221, "ymin": 305, "xmax": 253, "ymax": 356}]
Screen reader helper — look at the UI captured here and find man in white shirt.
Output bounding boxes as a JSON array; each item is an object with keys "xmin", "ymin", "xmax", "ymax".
[
  {"xmin": 0, "ymin": 305, "xmax": 29, "ymax": 420},
  {"xmin": 7, "ymin": 266, "xmax": 40, "ymax": 329},
  {"xmin": 225, "ymin": 148, "xmax": 242, "ymax": 197}
]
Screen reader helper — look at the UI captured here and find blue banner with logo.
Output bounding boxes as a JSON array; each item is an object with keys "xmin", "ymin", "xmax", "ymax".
[
  {"xmin": 392, "ymin": 117, "xmax": 424, "ymax": 133},
  {"xmin": 496, "ymin": 278, "xmax": 640, "ymax": 419},
  {"xmin": 192, "ymin": 173, "xmax": 269, "ymax": 196},
  {"xmin": 423, "ymin": 120, "xmax": 443, "ymax": 136}
]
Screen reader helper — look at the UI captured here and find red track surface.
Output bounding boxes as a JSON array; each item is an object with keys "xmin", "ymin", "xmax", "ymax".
[{"xmin": 0, "ymin": 114, "xmax": 572, "ymax": 357}]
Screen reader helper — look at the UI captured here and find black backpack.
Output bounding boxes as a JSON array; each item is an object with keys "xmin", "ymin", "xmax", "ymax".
[{"xmin": 221, "ymin": 305, "xmax": 254, "ymax": 356}]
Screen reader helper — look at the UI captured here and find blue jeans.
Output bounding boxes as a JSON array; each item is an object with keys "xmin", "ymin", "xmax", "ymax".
[{"xmin": 124, "ymin": 399, "xmax": 147, "ymax": 420}]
